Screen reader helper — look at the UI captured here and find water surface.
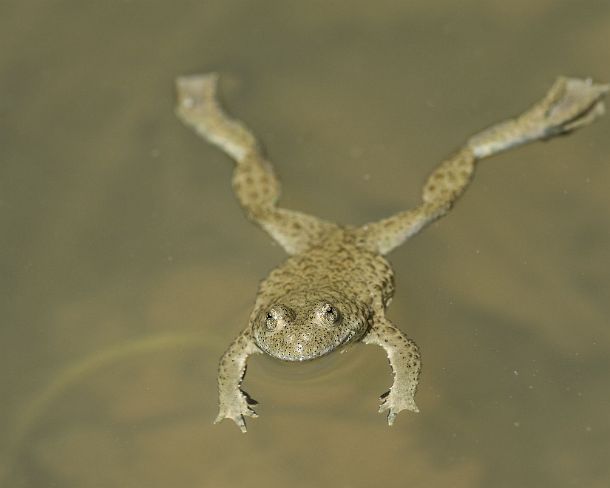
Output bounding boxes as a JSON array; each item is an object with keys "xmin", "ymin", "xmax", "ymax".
[{"xmin": 2, "ymin": 1, "xmax": 609, "ymax": 487}]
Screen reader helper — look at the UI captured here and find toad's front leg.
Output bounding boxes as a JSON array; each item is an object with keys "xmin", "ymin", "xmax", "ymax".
[
  {"xmin": 215, "ymin": 328, "xmax": 261, "ymax": 433},
  {"xmin": 363, "ymin": 317, "xmax": 421, "ymax": 425}
]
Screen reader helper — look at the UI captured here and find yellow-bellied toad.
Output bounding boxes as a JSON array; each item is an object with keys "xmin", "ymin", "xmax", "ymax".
[{"xmin": 175, "ymin": 74, "xmax": 608, "ymax": 432}]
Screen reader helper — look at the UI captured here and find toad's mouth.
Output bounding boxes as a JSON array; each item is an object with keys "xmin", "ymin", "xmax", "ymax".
[{"xmin": 258, "ymin": 331, "xmax": 356, "ymax": 362}]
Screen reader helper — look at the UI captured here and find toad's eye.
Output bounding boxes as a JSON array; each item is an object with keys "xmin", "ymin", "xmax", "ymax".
[
  {"xmin": 322, "ymin": 304, "xmax": 340, "ymax": 324},
  {"xmin": 265, "ymin": 311, "xmax": 277, "ymax": 331}
]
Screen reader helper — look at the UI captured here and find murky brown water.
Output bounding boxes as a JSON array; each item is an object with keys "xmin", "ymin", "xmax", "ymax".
[{"xmin": 2, "ymin": 1, "xmax": 610, "ymax": 487}]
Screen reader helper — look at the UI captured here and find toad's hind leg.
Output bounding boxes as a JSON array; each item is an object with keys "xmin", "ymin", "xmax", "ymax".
[
  {"xmin": 356, "ymin": 77, "xmax": 609, "ymax": 255},
  {"xmin": 176, "ymin": 73, "xmax": 338, "ymax": 255}
]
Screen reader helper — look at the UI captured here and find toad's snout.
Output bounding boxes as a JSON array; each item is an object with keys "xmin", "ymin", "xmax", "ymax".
[
  {"xmin": 284, "ymin": 329, "xmax": 313, "ymax": 354},
  {"xmin": 261, "ymin": 324, "xmax": 344, "ymax": 362}
]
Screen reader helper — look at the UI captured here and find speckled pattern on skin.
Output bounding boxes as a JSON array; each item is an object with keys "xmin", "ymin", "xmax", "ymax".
[{"xmin": 175, "ymin": 74, "xmax": 608, "ymax": 432}]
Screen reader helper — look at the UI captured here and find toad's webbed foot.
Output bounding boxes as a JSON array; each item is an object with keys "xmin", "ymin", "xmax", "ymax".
[
  {"xmin": 215, "ymin": 388, "xmax": 258, "ymax": 433},
  {"xmin": 523, "ymin": 77, "xmax": 608, "ymax": 135},
  {"xmin": 378, "ymin": 387, "xmax": 418, "ymax": 426},
  {"xmin": 363, "ymin": 317, "xmax": 421, "ymax": 425},
  {"xmin": 469, "ymin": 77, "xmax": 609, "ymax": 158}
]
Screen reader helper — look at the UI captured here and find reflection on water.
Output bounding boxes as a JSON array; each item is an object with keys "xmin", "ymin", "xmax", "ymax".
[{"xmin": 1, "ymin": 1, "xmax": 609, "ymax": 487}]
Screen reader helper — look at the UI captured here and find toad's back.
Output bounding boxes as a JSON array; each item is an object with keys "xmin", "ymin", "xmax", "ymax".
[{"xmin": 259, "ymin": 231, "xmax": 394, "ymax": 307}]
